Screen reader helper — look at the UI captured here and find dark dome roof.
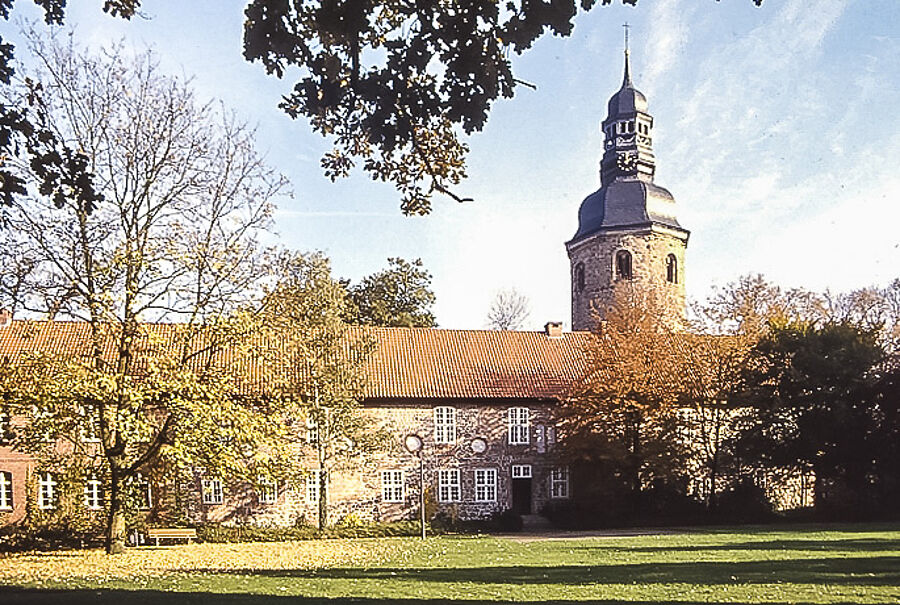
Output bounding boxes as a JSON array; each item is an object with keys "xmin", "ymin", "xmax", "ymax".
[
  {"xmin": 607, "ymin": 84, "xmax": 648, "ymax": 117},
  {"xmin": 571, "ymin": 178, "xmax": 684, "ymax": 241}
]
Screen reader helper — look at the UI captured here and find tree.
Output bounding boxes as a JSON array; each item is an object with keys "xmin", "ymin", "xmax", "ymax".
[
  {"xmin": 702, "ymin": 274, "xmax": 825, "ymax": 338},
  {"xmin": 243, "ymin": 0, "xmax": 764, "ymax": 215},
  {"xmin": 486, "ymin": 288, "xmax": 531, "ymax": 331},
  {"xmin": 347, "ymin": 257, "xmax": 436, "ymax": 328},
  {"xmin": 677, "ymin": 309, "xmax": 756, "ymax": 508},
  {"xmin": 556, "ymin": 289, "xmax": 689, "ymax": 517},
  {"xmin": 260, "ymin": 251, "xmax": 386, "ymax": 530},
  {"xmin": 737, "ymin": 321, "xmax": 887, "ymax": 513},
  {"xmin": 0, "ymin": 1, "xmax": 140, "ymax": 209},
  {"xmin": 0, "ymin": 33, "xmax": 287, "ymax": 553},
  {"xmin": 823, "ymin": 280, "xmax": 900, "ymax": 354}
]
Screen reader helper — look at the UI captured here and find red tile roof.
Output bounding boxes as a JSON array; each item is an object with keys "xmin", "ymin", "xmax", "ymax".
[
  {"xmin": 0, "ymin": 321, "xmax": 592, "ymax": 402},
  {"xmin": 356, "ymin": 327, "xmax": 592, "ymax": 400}
]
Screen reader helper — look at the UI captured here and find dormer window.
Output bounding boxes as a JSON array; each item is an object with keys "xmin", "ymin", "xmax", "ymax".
[
  {"xmin": 666, "ymin": 254, "xmax": 678, "ymax": 284},
  {"xmin": 615, "ymin": 250, "xmax": 633, "ymax": 280}
]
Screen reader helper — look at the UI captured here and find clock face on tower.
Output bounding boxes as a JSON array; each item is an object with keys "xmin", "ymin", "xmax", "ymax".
[{"xmin": 617, "ymin": 152, "xmax": 637, "ymax": 172}]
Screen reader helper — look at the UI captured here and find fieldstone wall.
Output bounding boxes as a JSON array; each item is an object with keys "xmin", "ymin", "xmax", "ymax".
[
  {"xmin": 567, "ymin": 225, "xmax": 688, "ymax": 331},
  {"xmin": 180, "ymin": 400, "xmax": 570, "ymax": 527}
]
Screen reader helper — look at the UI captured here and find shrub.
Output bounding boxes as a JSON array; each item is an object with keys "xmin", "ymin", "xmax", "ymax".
[
  {"xmin": 430, "ymin": 510, "xmax": 459, "ymax": 533},
  {"xmin": 638, "ymin": 480, "xmax": 705, "ymax": 524},
  {"xmin": 0, "ymin": 518, "xmax": 105, "ymax": 552},
  {"xmin": 540, "ymin": 500, "xmax": 596, "ymax": 530},
  {"xmin": 335, "ymin": 512, "xmax": 366, "ymax": 528},
  {"xmin": 194, "ymin": 520, "xmax": 423, "ymax": 542},
  {"xmin": 492, "ymin": 509, "xmax": 523, "ymax": 532},
  {"xmin": 713, "ymin": 477, "xmax": 774, "ymax": 523}
]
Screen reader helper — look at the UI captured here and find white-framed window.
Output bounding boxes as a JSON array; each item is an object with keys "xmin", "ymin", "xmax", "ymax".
[
  {"xmin": 305, "ymin": 416, "xmax": 319, "ymax": 445},
  {"xmin": 511, "ymin": 464, "xmax": 532, "ymax": 479},
  {"xmin": 434, "ymin": 406, "xmax": 456, "ymax": 444},
  {"xmin": 258, "ymin": 476, "xmax": 277, "ymax": 505},
  {"xmin": 474, "ymin": 468, "xmax": 497, "ymax": 502},
  {"xmin": 84, "ymin": 474, "xmax": 103, "ymax": 510},
  {"xmin": 0, "ymin": 471, "xmax": 12, "ymax": 510},
  {"xmin": 201, "ymin": 478, "xmax": 223, "ymax": 505},
  {"xmin": 135, "ymin": 473, "xmax": 152, "ymax": 510},
  {"xmin": 306, "ymin": 470, "xmax": 322, "ymax": 503},
  {"xmin": 0, "ymin": 410, "xmax": 12, "ymax": 444},
  {"xmin": 550, "ymin": 466, "xmax": 570, "ymax": 499},
  {"xmin": 79, "ymin": 405, "xmax": 101, "ymax": 443},
  {"xmin": 437, "ymin": 468, "xmax": 461, "ymax": 503},
  {"xmin": 38, "ymin": 472, "xmax": 57, "ymax": 510},
  {"xmin": 381, "ymin": 470, "xmax": 404, "ymax": 503},
  {"xmin": 546, "ymin": 426, "xmax": 557, "ymax": 448},
  {"xmin": 508, "ymin": 408, "xmax": 530, "ymax": 445},
  {"xmin": 32, "ymin": 406, "xmax": 54, "ymax": 442}
]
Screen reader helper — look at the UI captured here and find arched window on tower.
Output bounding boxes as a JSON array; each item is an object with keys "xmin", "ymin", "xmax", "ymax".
[
  {"xmin": 574, "ymin": 263, "xmax": 585, "ymax": 292},
  {"xmin": 615, "ymin": 250, "xmax": 633, "ymax": 281},
  {"xmin": 666, "ymin": 254, "xmax": 678, "ymax": 284}
]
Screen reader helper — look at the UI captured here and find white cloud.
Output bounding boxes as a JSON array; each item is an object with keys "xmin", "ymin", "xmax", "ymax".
[{"xmin": 641, "ymin": 0, "xmax": 692, "ymax": 99}]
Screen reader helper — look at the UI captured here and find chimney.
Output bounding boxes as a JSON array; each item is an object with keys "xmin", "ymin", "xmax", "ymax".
[
  {"xmin": 0, "ymin": 309, "xmax": 10, "ymax": 328},
  {"xmin": 544, "ymin": 321, "xmax": 563, "ymax": 338}
]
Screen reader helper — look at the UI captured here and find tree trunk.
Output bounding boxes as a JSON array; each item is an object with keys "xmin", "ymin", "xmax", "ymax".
[
  {"xmin": 317, "ymin": 469, "xmax": 328, "ymax": 531},
  {"xmin": 105, "ymin": 465, "xmax": 127, "ymax": 554},
  {"xmin": 627, "ymin": 412, "xmax": 642, "ymax": 507},
  {"xmin": 707, "ymin": 451, "xmax": 719, "ymax": 510},
  {"xmin": 317, "ymin": 434, "xmax": 328, "ymax": 530}
]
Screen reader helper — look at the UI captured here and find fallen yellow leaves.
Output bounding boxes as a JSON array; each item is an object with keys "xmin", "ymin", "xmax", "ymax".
[{"xmin": 0, "ymin": 539, "xmax": 404, "ymax": 585}]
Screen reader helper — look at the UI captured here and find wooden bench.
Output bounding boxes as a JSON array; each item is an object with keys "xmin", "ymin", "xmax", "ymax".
[{"xmin": 145, "ymin": 527, "xmax": 197, "ymax": 546}]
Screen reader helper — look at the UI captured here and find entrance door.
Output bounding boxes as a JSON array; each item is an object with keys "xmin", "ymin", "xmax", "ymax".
[
  {"xmin": 512, "ymin": 478, "xmax": 532, "ymax": 514},
  {"xmin": 510, "ymin": 464, "xmax": 533, "ymax": 515}
]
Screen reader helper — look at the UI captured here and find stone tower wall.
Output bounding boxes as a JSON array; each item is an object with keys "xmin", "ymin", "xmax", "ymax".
[{"xmin": 567, "ymin": 226, "xmax": 687, "ymax": 331}]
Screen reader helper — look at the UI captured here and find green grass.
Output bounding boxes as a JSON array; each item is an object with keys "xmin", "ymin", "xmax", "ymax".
[{"xmin": 1, "ymin": 523, "xmax": 899, "ymax": 603}]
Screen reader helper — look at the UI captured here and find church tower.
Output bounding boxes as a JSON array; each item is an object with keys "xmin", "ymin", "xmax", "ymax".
[{"xmin": 566, "ymin": 36, "xmax": 689, "ymax": 331}]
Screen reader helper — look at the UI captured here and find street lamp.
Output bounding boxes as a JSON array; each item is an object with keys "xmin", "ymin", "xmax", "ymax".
[{"xmin": 403, "ymin": 433, "xmax": 426, "ymax": 540}]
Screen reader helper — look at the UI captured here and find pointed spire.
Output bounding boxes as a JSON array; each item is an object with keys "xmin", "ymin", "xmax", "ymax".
[{"xmin": 622, "ymin": 22, "xmax": 632, "ymax": 88}]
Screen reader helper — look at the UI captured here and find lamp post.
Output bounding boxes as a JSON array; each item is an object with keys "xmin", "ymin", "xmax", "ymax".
[{"xmin": 403, "ymin": 433, "xmax": 426, "ymax": 540}]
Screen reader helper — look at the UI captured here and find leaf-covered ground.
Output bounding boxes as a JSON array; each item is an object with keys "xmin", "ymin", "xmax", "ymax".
[{"xmin": 0, "ymin": 523, "xmax": 898, "ymax": 604}]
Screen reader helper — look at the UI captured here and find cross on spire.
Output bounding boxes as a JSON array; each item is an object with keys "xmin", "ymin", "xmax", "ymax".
[{"xmin": 622, "ymin": 22, "xmax": 632, "ymax": 87}]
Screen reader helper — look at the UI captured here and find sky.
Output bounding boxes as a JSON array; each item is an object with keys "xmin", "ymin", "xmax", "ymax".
[{"xmin": 4, "ymin": 0, "xmax": 900, "ymax": 330}]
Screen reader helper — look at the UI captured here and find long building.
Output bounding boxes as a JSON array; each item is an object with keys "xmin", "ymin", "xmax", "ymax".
[{"xmin": 0, "ymin": 45, "xmax": 710, "ymax": 527}]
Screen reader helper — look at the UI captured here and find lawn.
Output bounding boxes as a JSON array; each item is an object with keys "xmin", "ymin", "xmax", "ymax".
[{"xmin": 0, "ymin": 523, "xmax": 898, "ymax": 604}]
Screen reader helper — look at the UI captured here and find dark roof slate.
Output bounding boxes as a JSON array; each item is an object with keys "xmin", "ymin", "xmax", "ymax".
[{"xmin": 571, "ymin": 178, "xmax": 685, "ymax": 241}]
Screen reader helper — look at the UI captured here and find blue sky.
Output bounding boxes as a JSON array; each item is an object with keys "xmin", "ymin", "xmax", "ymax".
[{"xmin": 5, "ymin": 0, "xmax": 899, "ymax": 329}]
